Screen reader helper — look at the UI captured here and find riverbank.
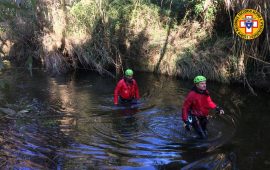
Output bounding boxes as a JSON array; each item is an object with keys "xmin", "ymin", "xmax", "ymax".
[{"xmin": 1, "ymin": 0, "xmax": 269, "ymax": 92}]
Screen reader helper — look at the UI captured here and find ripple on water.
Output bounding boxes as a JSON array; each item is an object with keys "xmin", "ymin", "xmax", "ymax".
[{"xmin": 0, "ymin": 71, "xmax": 240, "ymax": 169}]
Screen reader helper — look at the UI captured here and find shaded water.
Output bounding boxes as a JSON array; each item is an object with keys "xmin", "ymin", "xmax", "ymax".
[{"xmin": 0, "ymin": 69, "xmax": 269, "ymax": 169}]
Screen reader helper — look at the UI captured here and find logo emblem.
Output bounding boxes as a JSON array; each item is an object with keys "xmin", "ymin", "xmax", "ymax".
[{"xmin": 234, "ymin": 9, "xmax": 264, "ymax": 40}]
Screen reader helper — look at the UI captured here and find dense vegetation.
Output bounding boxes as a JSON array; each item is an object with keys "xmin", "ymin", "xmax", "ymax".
[{"xmin": 0, "ymin": 0, "xmax": 269, "ymax": 91}]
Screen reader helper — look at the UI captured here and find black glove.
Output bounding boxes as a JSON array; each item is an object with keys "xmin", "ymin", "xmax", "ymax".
[
  {"xmin": 184, "ymin": 121, "xmax": 191, "ymax": 131},
  {"xmin": 215, "ymin": 106, "xmax": 225, "ymax": 115}
]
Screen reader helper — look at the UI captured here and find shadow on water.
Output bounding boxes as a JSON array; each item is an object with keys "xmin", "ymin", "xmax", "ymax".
[{"xmin": 1, "ymin": 69, "xmax": 270, "ymax": 169}]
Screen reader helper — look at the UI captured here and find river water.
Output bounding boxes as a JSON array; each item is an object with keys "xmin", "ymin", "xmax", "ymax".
[{"xmin": 0, "ymin": 69, "xmax": 269, "ymax": 169}]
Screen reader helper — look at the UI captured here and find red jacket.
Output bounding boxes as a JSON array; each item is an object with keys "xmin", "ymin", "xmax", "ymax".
[
  {"xmin": 182, "ymin": 87, "xmax": 216, "ymax": 122},
  {"xmin": 114, "ymin": 79, "xmax": 140, "ymax": 104}
]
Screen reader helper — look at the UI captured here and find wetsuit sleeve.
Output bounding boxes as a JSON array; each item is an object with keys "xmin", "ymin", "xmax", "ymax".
[
  {"xmin": 114, "ymin": 81, "xmax": 122, "ymax": 104},
  {"xmin": 182, "ymin": 92, "xmax": 193, "ymax": 122},
  {"xmin": 207, "ymin": 96, "xmax": 217, "ymax": 109},
  {"xmin": 134, "ymin": 81, "xmax": 140, "ymax": 99}
]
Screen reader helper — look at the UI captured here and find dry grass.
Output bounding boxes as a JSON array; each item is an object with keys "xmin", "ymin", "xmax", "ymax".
[
  {"xmin": 40, "ymin": 0, "xmax": 118, "ymax": 76},
  {"xmin": 223, "ymin": 0, "xmax": 270, "ymax": 92},
  {"xmin": 43, "ymin": 51, "xmax": 70, "ymax": 74},
  {"xmin": 176, "ymin": 37, "xmax": 233, "ymax": 82},
  {"xmin": 2, "ymin": 0, "xmax": 268, "ymax": 89},
  {"xmin": 134, "ymin": 19, "xmax": 232, "ymax": 81}
]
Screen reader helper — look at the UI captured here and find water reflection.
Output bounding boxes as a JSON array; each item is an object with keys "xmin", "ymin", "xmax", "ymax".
[{"xmin": 1, "ymin": 69, "xmax": 269, "ymax": 169}]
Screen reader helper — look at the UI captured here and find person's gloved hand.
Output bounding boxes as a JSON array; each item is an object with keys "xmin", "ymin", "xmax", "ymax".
[
  {"xmin": 184, "ymin": 121, "xmax": 191, "ymax": 131},
  {"xmin": 215, "ymin": 106, "xmax": 225, "ymax": 115}
]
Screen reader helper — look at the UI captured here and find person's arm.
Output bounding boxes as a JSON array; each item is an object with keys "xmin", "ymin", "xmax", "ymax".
[
  {"xmin": 134, "ymin": 80, "xmax": 140, "ymax": 99},
  {"xmin": 182, "ymin": 92, "xmax": 193, "ymax": 122},
  {"xmin": 114, "ymin": 81, "xmax": 121, "ymax": 105},
  {"xmin": 207, "ymin": 96, "xmax": 217, "ymax": 109},
  {"xmin": 207, "ymin": 96, "xmax": 224, "ymax": 114}
]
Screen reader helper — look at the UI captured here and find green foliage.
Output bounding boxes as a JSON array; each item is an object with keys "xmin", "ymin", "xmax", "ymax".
[
  {"xmin": 130, "ymin": 3, "xmax": 161, "ymax": 28},
  {"xmin": 107, "ymin": 0, "xmax": 133, "ymax": 29},
  {"xmin": 145, "ymin": 0, "xmax": 222, "ymax": 28},
  {"xmin": 149, "ymin": 0, "xmax": 186, "ymax": 18},
  {"xmin": 0, "ymin": 0, "xmax": 19, "ymax": 9},
  {"xmin": 0, "ymin": 0, "xmax": 231, "ymax": 79},
  {"xmin": 0, "ymin": 25, "xmax": 6, "ymax": 33},
  {"xmin": 0, "ymin": 0, "xmax": 39, "ymax": 72},
  {"xmin": 0, "ymin": 0, "xmax": 36, "ymax": 20},
  {"xmin": 194, "ymin": 2, "xmax": 204, "ymax": 17},
  {"xmin": 30, "ymin": 0, "xmax": 37, "ymax": 10},
  {"xmin": 68, "ymin": 0, "xmax": 166, "ymax": 33},
  {"xmin": 0, "ymin": 1, "xmax": 17, "ymax": 21},
  {"xmin": 193, "ymin": 0, "xmax": 218, "ymax": 22},
  {"xmin": 69, "ymin": 1, "xmax": 99, "ymax": 32},
  {"xmin": 205, "ymin": 4, "xmax": 218, "ymax": 21}
]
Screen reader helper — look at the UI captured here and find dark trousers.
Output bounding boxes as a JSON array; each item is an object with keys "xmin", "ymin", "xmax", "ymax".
[
  {"xmin": 119, "ymin": 96, "xmax": 135, "ymax": 105},
  {"xmin": 189, "ymin": 114, "xmax": 208, "ymax": 139}
]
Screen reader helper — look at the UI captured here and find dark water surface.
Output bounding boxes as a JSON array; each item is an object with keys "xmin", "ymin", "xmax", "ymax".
[{"xmin": 0, "ymin": 69, "xmax": 269, "ymax": 169}]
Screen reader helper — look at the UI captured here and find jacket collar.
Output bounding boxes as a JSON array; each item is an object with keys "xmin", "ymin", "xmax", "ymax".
[
  {"xmin": 191, "ymin": 86, "xmax": 209, "ymax": 96},
  {"xmin": 123, "ymin": 77, "xmax": 134, "ymax": 85}
]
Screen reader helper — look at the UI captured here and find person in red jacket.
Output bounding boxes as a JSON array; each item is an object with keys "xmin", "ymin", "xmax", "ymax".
[
  {"xmin": 182, "ymin": 75, "xmax": 224, "ymax": 139},
  {"xmin": 114, "ymin": 69, "xmax": 140, "ymax": 105}
]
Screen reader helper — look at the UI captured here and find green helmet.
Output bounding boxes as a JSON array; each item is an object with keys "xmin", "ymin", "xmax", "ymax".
[
  {"xmin": 194, "ymin": 75, "xmax": 206, "ymax": 83},
  {"xmin": 125, "ymin": 69, "xmax": 133, "ymax": 76}
]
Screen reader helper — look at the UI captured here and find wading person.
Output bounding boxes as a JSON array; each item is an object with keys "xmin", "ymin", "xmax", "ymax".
[
  {"xmin": 114, "ymin": 69, "xmax": 140, "ymax": 105},
  {"xmin": 182, "ymin": 75, "xmax": 224, "ymax": 139}
]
